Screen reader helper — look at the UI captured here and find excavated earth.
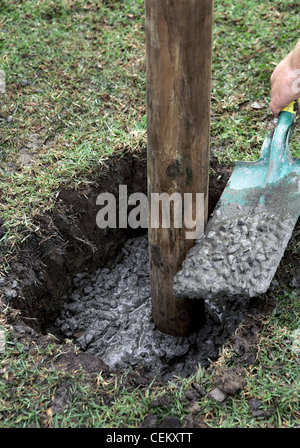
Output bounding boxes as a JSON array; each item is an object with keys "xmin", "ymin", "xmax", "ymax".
[{"xmin": 1, "ymin": 148, "xmax": 299, "ymax": 385}]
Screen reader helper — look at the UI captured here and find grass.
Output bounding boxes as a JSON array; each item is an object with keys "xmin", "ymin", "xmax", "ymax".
[
  {"xmin": 0, "ymin": 0, "xmax": 147, "ymax": 253},
  {"xmin": 0, "ymin": 0, "xmax": 299, "ymax": 253},
  {"xmin": 0, "ymin": 0, "xmax": 299, "ymax": 429},
  {"xmin": 197, "ymin": 290, "xmax": 300, "ymax": 428},
  {"xmin": 210, "ymin": 0, "xmax": 300, "ymax": 162},
  {"xmin": 0, "ymin": 328, "xmax": 185, "ymax": 428}
]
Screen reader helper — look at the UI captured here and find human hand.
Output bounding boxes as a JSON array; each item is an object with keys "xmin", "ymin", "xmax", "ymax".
[
  {"xmin": 270, "ymin": 40, "xmax": 300, "ymax": 117},
  {"xmin": 270, "ymin": 55, "xmax": 300, "ymax": 117}
]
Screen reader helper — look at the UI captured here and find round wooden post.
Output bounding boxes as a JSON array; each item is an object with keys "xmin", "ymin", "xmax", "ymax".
[{"xmin": 146, "ymin": 0, "xmax": 213, "ymax": 336}]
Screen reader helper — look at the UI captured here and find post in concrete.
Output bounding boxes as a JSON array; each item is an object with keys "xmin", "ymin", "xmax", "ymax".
[{"xmin": 146, "ymin": 0, "xmax": 213, "ymax": 336}]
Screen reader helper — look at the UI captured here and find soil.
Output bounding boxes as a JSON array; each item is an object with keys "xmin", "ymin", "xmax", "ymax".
[{"xmin": 0, "ymin": 146, "xmax": 298, "ymax": 427}]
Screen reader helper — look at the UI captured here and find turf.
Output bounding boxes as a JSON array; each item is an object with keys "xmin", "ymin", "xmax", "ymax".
[{"xmin": 0, "ymin": 0, "xmax": 299, "ymax": 252}]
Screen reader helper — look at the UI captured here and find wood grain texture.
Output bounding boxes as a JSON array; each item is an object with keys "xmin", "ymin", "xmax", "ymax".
[{"xmin": 146, "ymin": 0, "xmax": 213, "ymax": 335}]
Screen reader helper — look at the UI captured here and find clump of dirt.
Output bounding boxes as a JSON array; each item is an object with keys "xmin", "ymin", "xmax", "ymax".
[
  {"xmin": 213, "ymin": 366, "xmax": 247, "ymax": 395},
  {"xmin": 12, "ymin": 322, "xmax": 109, "ymax": 378}
]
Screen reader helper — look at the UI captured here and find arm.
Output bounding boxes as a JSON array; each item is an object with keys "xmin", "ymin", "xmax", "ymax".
[{"xmin": 270, "ymin": 39, "xmax": 300, "ymax": 117}]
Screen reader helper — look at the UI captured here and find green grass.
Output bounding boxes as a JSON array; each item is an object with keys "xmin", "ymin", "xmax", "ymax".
[
  {"xmin": 0, "ymin": 0, "xmax": 299, "ymax": 252},
  {"xmin": 211, "ymin": 0, "xmax": 300, "ymax": 162},
  {"xmin": 0, "ymin": 0, "xmax": 147, "ymax": 251},
  {"xmin": 0, "ymin": 329, "xmax": 185, "ymax": 428},
  {"xmin": 0, "ymin": 0, "xmax": 299, "ymax": 429},
  {"xmin": 195, "ymin": 289, "xmax": 300, "ymax": 428}
]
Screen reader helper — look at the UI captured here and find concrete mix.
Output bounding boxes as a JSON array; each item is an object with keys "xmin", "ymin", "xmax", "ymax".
[{"xmin": 55, "ymin": 235, "xmax": 251, "ymax": 379}]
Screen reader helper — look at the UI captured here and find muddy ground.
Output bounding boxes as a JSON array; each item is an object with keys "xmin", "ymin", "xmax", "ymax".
[{"xmin": 0, "ymin": 147, "xmax": 299, "ymax": 427}]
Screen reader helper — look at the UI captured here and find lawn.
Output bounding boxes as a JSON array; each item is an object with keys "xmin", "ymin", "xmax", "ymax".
[{"xmin": 0, "ymin": 0, "xmax": 299, "ymax": 428}]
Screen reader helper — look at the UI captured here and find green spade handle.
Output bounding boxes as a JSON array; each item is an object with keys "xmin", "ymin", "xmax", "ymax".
[{"xmin": 267, "ymin": 98, "xmax": 299, "ymax": 184}]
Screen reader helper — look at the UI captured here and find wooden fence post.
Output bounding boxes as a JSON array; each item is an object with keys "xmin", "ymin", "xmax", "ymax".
[{"xmin": 146, "ymin": 0, "xmax": 213, "ymax": 336}]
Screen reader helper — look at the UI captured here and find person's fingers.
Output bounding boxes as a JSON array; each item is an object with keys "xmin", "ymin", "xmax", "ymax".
[
  {"xmin": 270, "ymin": 95, "xmax": 300, "ymax": 117},
  {"xmin": 269, "ymin": 100, "xmax": 280, "ymax": 118}
]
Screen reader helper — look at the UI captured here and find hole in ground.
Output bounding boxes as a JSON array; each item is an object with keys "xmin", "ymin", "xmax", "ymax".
[{"xmin": 3, "ymin": 148, "xmax": 290, "ymax": 381}]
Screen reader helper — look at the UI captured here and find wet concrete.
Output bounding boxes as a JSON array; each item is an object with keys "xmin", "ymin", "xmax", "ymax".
[
  {"xmin": 174, "ymin": 172, "xmax": 300, "ymax": 301},
  {"xmin": 174, "ymin": 207, "xmax": 296, "ymax": 300},
  {"xmin": 55, "ymin": 235, "xmax": 250, "ymax": 380}
]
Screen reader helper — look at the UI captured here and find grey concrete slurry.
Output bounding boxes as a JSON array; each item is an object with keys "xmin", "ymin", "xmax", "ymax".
[
  {"xmin": 174, "ymin": 208, "xmax": 295, "ymax": 300},
  {"xmin": 173, "ymin": 168, "xmax": 299, "ymax": 302},
  {"xmin": 55, "ymin": 236, "xmax": 250, "ymax": 379}
]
